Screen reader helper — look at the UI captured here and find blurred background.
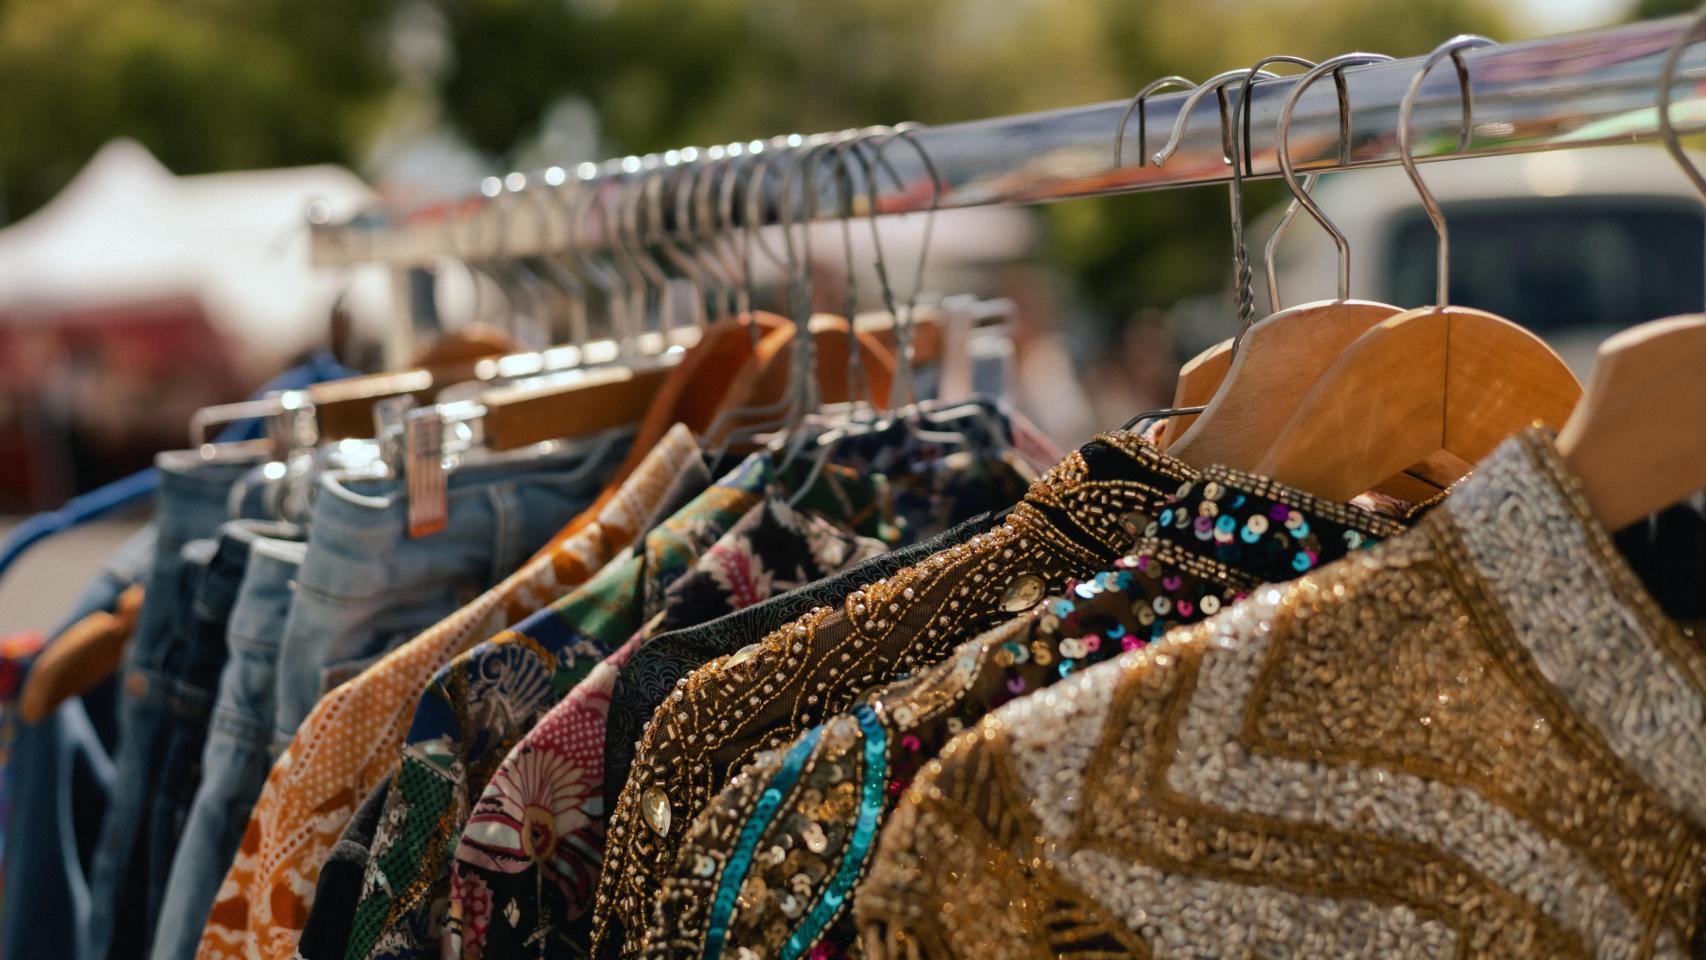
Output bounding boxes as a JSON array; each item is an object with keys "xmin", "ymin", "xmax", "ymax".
[{"xmin": 0, "ymin": 0, "xmax": 1699, "ymax": 628}]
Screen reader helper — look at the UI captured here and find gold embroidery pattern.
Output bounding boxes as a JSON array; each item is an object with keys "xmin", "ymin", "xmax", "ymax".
[
  {"xmin": 593, "ymin": 434, "xmax": 1196, "ymax": 957},
  {"xmin": 856, "ymin": 431, "xmax": 1706, "ymax": 960}
]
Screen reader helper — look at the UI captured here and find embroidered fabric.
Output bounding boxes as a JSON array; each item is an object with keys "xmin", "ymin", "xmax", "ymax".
[
  {"xmin": 600, "ymin": 511, "xmax": 998, "ymax": 852},
  {"xmin": 647, "ymin": 466, "xmax": 1404, "ymax": 959},
  {"xmin": 854, "ymin": 430, "xmax": 1706, "ymax": 959},
  {"xmin": 444, "ymin": 498, "xmax": 889, "ymax": 960},
  {"xmin": 342, "ymin": 456, "xmax": 775, "ymax": 960},
  {"xmin": 591, "ymin": 434, "xmax": 1198, "ymax": 958}
]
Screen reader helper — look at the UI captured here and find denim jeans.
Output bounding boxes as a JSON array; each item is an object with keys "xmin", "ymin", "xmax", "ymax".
[
  {"xmin": 82, "ymin": 452, "xmax": 269, "ymax": 960},
  {"xmin": 148, "ymin": 524, "xmax": 304, "ymax": 960},
  {"xmin": 270, "ymin": 437, "xmax": 623, "ymax": 752},
  {"xmin": 138, "ymin": 525, "xmax": 263, "ymax": 941},
  {"xmin": 1, "ymin": 524, "xmax": 156, "ymax": 960}
]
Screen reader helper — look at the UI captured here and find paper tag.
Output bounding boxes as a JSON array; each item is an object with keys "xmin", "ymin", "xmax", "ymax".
[{"xmin": 404, "ymin": 407, "xmax": 448, "ymax": 538}]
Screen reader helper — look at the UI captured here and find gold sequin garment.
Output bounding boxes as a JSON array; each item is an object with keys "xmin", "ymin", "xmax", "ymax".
[
  {"xmin": 855, "ymin": 430, "xmax": 1706, "ymax": 960},
  {"xmin": 645, "ymin": 467, "xmax": 1407, "ymax": 960},
  {"xmin": 591, "ymin": 434, "xmax": 1197, "ymax": 958}
]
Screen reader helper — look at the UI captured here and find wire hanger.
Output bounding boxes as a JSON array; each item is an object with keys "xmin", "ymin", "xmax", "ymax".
[
  {"xmin": 1120, "ymin": 67, "xmax": 1291, "ymax": 434},
  {"xmin": 1123, "ymin": 69, "xmax": 1266, "ymax": 433},
  {"xmin": 1146, "ymin": 60, "xmax": 1309, "ymax": 445},
  {"xmin": 1166, "ymin": 53, "xmax": 1407, "ymax": 470},
  {"xmin": 702, "ymin": 136, "xmax": 820, "ymax": 456},
  {"xmin": 1257, "ymin": 35, "xmax": 1582, "ymax": 503},
  {"xmin": 1558, "ymin": 7, "xmax": 1706, "ymax": 531}
]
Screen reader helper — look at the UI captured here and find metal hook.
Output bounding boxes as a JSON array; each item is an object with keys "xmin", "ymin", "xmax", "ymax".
[
  {"xmin": 675, "ymin": 148, "xmax": 734, "ymax": 323},
  {"xmin": 1122, "ymin": 68, "xmax": 1277, "ymax": 432},
  {"xmin": 1273, "ymin": 53, "xmax": 1396, "ymax": 309},
  {"xmin": 1656, "ymin": 6, "xmax": 1706, "ymax": 303},
  {"xmin": 825, "ymin": 128, "xmax": 878, "ymax": 415},
  {"xmin": 1227, "ymin": 57, "xmax": 1316, "ymax": 331},
  {"xmin": 644, "ymin": 151, "xmax": 711, "ymax": 332},
  {"xmin": 688, "ymin": 147, "xmax": 736, "ymax": 319},
  {"xmin": 562, "ymin": 166, "xmax": 627, "ymax": 345},
  {"xmin": 1152, "ymin": 68, "xmax": 1279, "ymax": 167},
  {"xmin": 1398, "ymin": 35, "xmax": 1496, "ymax": 308},
  {"xmin": 1114, "ymin": 76, "xmax": 1197, "ymax": 168},
  {"xmin": 852, "ymin": 122, "xmax": 943, "ymax": 410},
  {"xmin": 524, "ymin": 168, "xmax": 592, "ymax": 347}
]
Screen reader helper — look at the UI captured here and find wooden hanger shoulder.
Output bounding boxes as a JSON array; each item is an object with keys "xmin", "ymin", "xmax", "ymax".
[
  {"xmin": 1257, "ymin": 304, "xmax": 1581, "ymax": 503},
  {"xmin": 1154, "ymin": 338, "xmax": 1230, "ymax": 448},
  {"xmin": 1559, "ymin": 314, "xmax": 1706, "ymax": 532},
  {"xmin": 1167, "ymin": 299, "xmax": 1402, "ymax": 469}
]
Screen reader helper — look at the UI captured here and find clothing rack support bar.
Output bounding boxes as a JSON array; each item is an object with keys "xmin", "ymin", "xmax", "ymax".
[{"xmin": 311, "ymin": 15, "xmax": 1706, "ymax": 268}]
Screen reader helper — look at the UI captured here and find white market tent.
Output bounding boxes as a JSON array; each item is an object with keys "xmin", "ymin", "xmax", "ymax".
[{"xmin": 0, "ymin": 139, "xmax": 393, "ymax": 378}]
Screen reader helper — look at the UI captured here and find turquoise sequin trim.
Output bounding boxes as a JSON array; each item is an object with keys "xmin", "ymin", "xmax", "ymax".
[
  {"xmin": 782, "ymin": 704, "xmax": 888, "ymax": 960},
  {"xmin": 704, "ymin": 725, "xmax": 825, "ymax": 960}
]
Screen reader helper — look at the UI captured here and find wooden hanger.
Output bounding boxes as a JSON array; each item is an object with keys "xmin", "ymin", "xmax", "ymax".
[
  {"xmin": 1152, "ymin": 339, "xmax": 1229, "ymax": 447},
  {"xmin": 482, "ymin": 310, "xmax": 791, "ymax": 454},
  {"xmin": 1257, "ymin": 38, "xmax": 1582, "ymax": 503},
  {"xmin": 1259, "ymin": 305, "xmax": 1579, "ymax": 501},
  {"xmin": 1166, "ymin": 54, "xmax": 1405, "ymax": 470},
  {"xmin": 20, "ymin": 583, "xmax": 144, "ymax": 723},
  {"xmin": 1559, "ymin": 25, "xmax": 1706, "ymax": 532},
  {"xmin": 1558, "ymin": 316, "xmax": 1706, "ymax": 532}
]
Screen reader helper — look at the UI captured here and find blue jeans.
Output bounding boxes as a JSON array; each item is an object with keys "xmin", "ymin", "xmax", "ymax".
[
  {"xmin": 270, "ymin": 439, "xmax": 622, "ymax": 752},
  {"xmin": 138, "ymin": 525, "xmax": 261, "ymax": 941},
  {"xmin": 2, "ymin": 520, "xmax": 156, "ymax": 960},
  {"xmin": 148, "ymin": 523, "xmax": 304, "ymax": 960},
  {"xmin": 82, "ymin": 452, "xmax": 269, "ymax": 960}
]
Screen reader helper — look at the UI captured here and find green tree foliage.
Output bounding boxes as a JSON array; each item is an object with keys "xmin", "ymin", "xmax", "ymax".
[
  {"xmin": 0, "ymin": 0, "xmax": 393, "ymax": 219},
  {"xmin": 1636, "ymin": 0, "xmax": 1698, "ymax": 19},
  {"xmin": 0, "ymin": 0, "xmax": 1525, "ymax": 319}
]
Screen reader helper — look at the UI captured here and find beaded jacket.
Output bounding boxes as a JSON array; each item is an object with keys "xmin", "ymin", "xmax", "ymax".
[
  {"xmin": 644, "ymin": 465, "xmax": 1407, "ymax": 959},
  {"xmin": 855, "ymin": 431, "xmax": 1706, "ymax": 959},
  {"xmin": 590, "ymin": 433, "xmax": 1198, "ymax": 957}
]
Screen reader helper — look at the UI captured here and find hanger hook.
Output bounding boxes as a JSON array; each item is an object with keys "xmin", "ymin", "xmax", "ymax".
[
  {"xmin": 1659, "ymin": 5, "xmax": 1706, "ymax": 305},
  {"xmin": 1657, "ymin": 6, "xmax": 1706, "ymax": 209},
  {"xmin": 692, "ymin": 146, "xmax": 740, "ymax": 319},
  {"xmin": 826, "ymin": 127, "xmax": 877, "ymax": 414},
  {"xmin": 1398, "ymin": 34, "xmax": 1495, "ymax": 308},
  {"xmin": 1152, "ymin": 68, "xmax": 1278, "ymax": 167},
  {"xmin": 1227, "ymin": 57, "xmax": 1316, "ymax": 334},
  {"xmin": 1274, "ymin": 53, "xmax": 1396, "ymax": 305},
  {"xmin": 853, "ymin": 122, "xmax": 943, "ymax": 410},
  {"xmin": 1114, "ymin": 76, "xmax": 1197, "ymax": 169}
]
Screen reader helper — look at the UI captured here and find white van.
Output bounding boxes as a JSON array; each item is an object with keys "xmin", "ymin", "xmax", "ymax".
[{"xmin": 1174, "ymin": 144, "xmax": 1706, "ymax": 376}]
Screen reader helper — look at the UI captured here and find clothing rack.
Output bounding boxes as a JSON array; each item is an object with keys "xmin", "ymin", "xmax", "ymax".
[{"xmin": 310, "ymin": 14, "xmax": 1706, "ymax": 269}]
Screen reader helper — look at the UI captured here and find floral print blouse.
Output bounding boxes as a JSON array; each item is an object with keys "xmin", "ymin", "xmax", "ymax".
[
  {"xmin": 341, "ymin": 454, "xmax": 776, "ymax": 960},
  {"xmin": 446, "ymin": 498, "xmax": 889, "ymax": 960}
]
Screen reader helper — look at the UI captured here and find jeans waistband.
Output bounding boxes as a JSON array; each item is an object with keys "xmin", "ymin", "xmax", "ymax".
[
  {"xmin": 152, "ymin": 450, "xmax": 270, "ymax": 551},
  {"xmin": 291, "ymin": 434, "xmax": 626, "ymax": 605}
]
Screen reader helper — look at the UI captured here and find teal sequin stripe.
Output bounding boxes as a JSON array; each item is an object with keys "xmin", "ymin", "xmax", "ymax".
[
  {"xmin": 705, "ymin": 724, "xmax": 826, "ymax": 960},
  {"xmin": 782, "ymin": 704, "xmax": 888, "ymax": 960}
]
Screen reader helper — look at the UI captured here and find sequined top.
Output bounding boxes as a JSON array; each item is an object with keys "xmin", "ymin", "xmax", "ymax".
[
  {"xmin": 855, "ymin": 430, "xmax": 1706, "ymax": 959},
  {"xmin": 445, "ymin": 498, "xmax": 889, "ymax": 960},
  {"xmin": 198, "ymin": 425, "xmax": 702, "ymax": 960},
  {"xmin": 646, "ymin": 467, "xmax": 1403, "ymax": 959},
  {"xmin": 592, "ymin": 433, "xmax": 1198, "ymax": 958}
]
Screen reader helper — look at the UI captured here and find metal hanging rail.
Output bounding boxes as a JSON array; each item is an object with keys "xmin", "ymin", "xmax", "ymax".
[{"xmin": 310, "ymin": 15, "xmax": 1706, "ymax": 268}]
